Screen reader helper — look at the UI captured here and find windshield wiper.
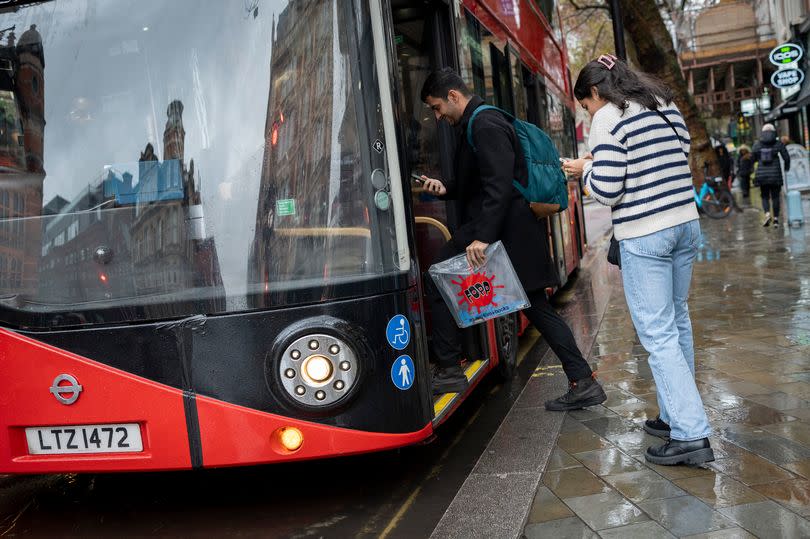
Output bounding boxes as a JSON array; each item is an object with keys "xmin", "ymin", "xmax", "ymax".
[{"xmin": 0, "ymin": 1, "xmax": 53, "ymax": 13}]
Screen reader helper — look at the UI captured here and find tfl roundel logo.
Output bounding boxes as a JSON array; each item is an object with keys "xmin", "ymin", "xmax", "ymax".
[{"xmin": 50, "ymin": 374, "xmax": 83, "ymax": 405}]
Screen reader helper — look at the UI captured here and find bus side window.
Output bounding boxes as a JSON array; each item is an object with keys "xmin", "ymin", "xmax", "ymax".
[
  {"xmin": 460, "ymin": 10, "xmax": 486, "ymax": 99},
  {"xmin": 509, "ymin": 49, "xmax": 527, "ymax": 120},
  {"xmin": 523, "ymin": 67, "xmax": 549, "ymax": 131},
  {"xmin": 488, "ymin": 42, "xmax": 514, "ymax": 114}
]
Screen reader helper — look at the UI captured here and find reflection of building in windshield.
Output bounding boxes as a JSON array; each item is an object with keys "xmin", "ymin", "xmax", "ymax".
[
  {"xmin": 40, "ymin": 181, "xmax": 136, "ymax": 306},
  {"xmin": 0, "ymin": 24, "xmax": 46, "ymax": 296},
  {"xmin": 129, "ymin": 100, "xmax": 223, "ymax": 298},
  {"xmin": 39, "ymin": 99, "xmax": 224, "ymax": 309},
  {"xmin": 249, "ymin": 1, "xmax": 369, "ymax": 302}
]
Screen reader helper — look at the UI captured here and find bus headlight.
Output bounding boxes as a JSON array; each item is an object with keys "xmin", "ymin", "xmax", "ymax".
[
  {"xmin": 278, "ymin": 333, "xmax": 358, "ymax": 408},
  {"xmin": 302, "ymin": 355, "xmax": 333, "ymax": 384}
]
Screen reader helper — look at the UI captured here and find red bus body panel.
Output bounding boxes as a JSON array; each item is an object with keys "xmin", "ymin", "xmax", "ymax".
[
  {"xmin": 196, "ymin": 397, "xmax": 432, "ymax": 468},
  {"xmin": 0, "ymin": 328, "xmax": 433, "ymax": 473},
  {"xmin": 0, "ymin": 328, "xmax": 191, "ymax": 473},
  {"xmin": 464, "ymin": 0, "xmax": 571, "ymax": 100}
]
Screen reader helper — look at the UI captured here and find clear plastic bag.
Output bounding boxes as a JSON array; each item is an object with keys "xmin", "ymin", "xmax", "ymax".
[{"xmin": 428, "ymin": 241, "xmax": 530, "ymax": 328}]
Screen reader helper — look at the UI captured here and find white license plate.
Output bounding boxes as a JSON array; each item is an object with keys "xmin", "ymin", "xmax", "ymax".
[{"xmin": 25, "ymin": 423, "xmax": 143, "ymax": 455}]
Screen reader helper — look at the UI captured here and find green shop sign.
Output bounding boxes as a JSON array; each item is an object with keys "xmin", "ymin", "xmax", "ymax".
[{"xmin": 769, "ymin": 43, "xmax": 803, "ymax": 66}]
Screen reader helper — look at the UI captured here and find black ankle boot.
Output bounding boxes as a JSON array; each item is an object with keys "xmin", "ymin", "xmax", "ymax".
[
  {"xmin": 644, "ymin": 416, "xmax": 671, "ymax": 439},
  {"xmin": 645, "ymin": 438, "xmax": 714, "ymax": 466},
  {"xmin": 432, "ymin": 365, "xmax": 469, "ymax": 395},
  {"xmin": 545, "ymin": 376, "xmax": 607, "ymax": 411}
]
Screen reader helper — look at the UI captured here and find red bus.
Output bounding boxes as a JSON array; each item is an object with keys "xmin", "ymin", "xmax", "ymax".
[{"xmin": 0, "ymin": 0, "xmax": 583, "ymax": 473}]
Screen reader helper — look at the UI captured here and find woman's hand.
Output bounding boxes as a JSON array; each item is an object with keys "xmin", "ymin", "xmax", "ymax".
[{"xmin": 562, "ymin": 155, "xmax": 592, "ymax": 179}]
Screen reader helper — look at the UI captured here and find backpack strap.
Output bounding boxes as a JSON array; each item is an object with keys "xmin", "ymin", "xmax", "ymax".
[{"xmin": 466, "ymin": 105, "xmax": 513, "ymax": 152}]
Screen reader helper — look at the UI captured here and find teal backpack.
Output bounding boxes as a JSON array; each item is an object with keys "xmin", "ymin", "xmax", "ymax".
[{"xmin": 466, "ymin": 105, "xmax": 568, "ymax": 211}]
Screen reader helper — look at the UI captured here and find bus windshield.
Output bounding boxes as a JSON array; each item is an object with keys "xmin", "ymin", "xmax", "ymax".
[{"xmin": 0, "ymin": 0, "xmax": 406, "ymax": 329}]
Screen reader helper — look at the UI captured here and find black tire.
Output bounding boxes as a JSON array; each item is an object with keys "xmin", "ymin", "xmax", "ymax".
[
  {"xmin": 702, "ymin": 190, "xmax": 734, "ymax": 219},
  {"xmin": 494, "ymin": 312, "xmax": 519, "ymax": 381}
]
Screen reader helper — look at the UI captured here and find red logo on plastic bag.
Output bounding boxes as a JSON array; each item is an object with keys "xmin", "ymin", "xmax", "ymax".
[{"xmin": 452, "ymin": 273, "xmax": 505, "ymax": 314}]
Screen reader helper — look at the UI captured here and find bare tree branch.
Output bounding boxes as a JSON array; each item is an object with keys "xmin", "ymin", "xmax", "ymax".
[
  {"xmin": 569, "ymin": 0, "xmax": 609, "ymax": 12},
  {"xmin": 565, "ymin": 9, "xmax": 599, "ymax": 34},
  {"xmin": 588, "ymin": 22, "xmax": 607, "ymax": 59}
]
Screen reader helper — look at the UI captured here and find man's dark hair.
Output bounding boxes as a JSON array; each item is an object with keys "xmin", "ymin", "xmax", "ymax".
[
  {"xmin": 420, "ymin": 67, "xmax": 471, "ymax": 102},
  {"xmin": 574, "ymin": 57, "xmax": 673, "ymax": 112}
]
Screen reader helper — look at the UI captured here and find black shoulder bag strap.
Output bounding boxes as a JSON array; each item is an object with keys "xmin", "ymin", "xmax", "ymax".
[{"xmin": 655, "ymin": 109, "xmax": 688, "ymax": 159}]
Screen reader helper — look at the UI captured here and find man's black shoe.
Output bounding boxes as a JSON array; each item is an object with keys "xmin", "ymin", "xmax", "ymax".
[
  {"xmin": 432, "ymin": 365, "xmax": 469, "ymax": 395},
  {"xmin": 545, "ymin": 376, "xmax": 607, "ymax": 411},
  {"xmin": 645, "ymin": 437, "xmax": 714, "ymax": 466},
  {"xmin": 643, "ymin": 416, "xmax": 671, "ymax": 439}
]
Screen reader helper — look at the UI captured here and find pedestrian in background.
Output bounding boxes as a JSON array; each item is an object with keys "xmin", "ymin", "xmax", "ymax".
[
  {"xmin": 563, "ymin": 54, "xmax": 714, "ymax": 466},
  {"xmin": 714, "ymin": 139, "xmax": 733, "ymax": 190},
  {"xmin": 752, "ymin": 123, "xmax": 790, "ymax": 228},
  {"xmin": 736, "ymin": 145, "xmax": 753, "ymax": 199}
]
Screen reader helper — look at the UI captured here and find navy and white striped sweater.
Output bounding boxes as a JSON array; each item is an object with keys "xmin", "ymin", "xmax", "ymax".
[{"xmin": 583, "ymin": 100, "xmax": 699, "ymax": 240}]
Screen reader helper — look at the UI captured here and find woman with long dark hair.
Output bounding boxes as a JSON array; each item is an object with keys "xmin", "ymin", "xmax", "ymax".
[{"xmin": 563, "ymin": 55, "xmax": 714, "ymax": 466}]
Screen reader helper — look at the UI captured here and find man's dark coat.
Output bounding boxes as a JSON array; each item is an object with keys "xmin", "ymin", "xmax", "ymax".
[{"xmin": 443, "ymin": 96, "xmax": 559, "ymax": 292}]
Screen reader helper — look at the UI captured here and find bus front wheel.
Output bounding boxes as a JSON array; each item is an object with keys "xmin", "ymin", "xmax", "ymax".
[{"xmin": 495, "ymin": 313, "xmax": 519, "ymax": 381}]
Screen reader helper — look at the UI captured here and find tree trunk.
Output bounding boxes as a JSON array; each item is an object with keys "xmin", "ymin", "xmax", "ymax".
[{"xmin": 618, "ymin": 0, "xmax": 719, "ymax": 182}]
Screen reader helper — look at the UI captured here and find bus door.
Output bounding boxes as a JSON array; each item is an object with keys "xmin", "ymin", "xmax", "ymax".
[
  {"xmin": 390, "ymin": 1, "xmax": 491, "ymax": 400},
  {"xmin": 522, "ymin": 66, "xmax": 568, "ymax": 285}
]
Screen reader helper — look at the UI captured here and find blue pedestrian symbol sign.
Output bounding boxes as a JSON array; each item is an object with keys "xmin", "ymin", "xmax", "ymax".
[
  {"xmin": 391, "ymin": 355, "xmax": 415, "ymax": 390},
  {"xmin": 385, "ymin": 315, "xmax": 410, "ymax": 350}
]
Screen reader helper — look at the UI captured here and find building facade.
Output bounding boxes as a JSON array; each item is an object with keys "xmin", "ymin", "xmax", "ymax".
[
  {"xmin": 678, "ymin": 0, "xmax": 779, "ymax": 144},
  {"xmin": 0, "ymin": 24, "xmax": 45, "ymax": 296}
]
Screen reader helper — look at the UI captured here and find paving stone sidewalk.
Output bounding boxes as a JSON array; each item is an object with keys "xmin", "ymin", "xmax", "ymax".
[{"xmin": 524, "ymin": 196, "xmax": 810, "ymax": 539}]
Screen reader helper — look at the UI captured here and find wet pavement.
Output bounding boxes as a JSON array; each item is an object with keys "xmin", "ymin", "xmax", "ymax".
[{"xmin": 524, "ymin": 193, "xmax": 810, "ymax": 538}]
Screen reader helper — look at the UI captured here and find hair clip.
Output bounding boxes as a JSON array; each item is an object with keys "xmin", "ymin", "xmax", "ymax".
[{"xmin": 597, "ymin": 54, "xmax": 617, "ymax": 70}]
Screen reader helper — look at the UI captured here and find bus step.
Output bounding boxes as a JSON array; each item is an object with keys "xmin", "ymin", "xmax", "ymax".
[{"xmin": 432, "ymin": 358, "xmax": 489, "ymax": 425}]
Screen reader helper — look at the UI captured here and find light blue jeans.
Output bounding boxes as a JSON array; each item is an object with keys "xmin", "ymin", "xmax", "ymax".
[{"xmin": 619, "ymin": 220, "xmax": 711, "ymax": 441}]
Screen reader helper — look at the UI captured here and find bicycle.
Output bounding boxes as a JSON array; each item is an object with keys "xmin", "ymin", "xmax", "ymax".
[{"xmin": 695, "ymin": 164, "xmax": 734, "ymax": 219}]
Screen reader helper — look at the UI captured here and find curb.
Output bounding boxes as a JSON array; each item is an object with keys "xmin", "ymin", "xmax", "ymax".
[{"xmin": 428, "ymin": 349, "xmax": 567, "ymax": 539}]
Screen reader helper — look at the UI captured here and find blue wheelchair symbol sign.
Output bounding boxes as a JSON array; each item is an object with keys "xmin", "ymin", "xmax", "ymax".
[
  {"xmin": 391, "ymin": 355, "xmax": 415, "ymax": 390},
  {"xmin": 385, "ymin": 315, "xmax": 410, "ymax": 350}
]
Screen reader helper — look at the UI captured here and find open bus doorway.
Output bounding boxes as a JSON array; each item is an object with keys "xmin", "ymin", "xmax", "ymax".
[{"xmin": 390, "ymin": 1, "xmax": 494, "ymax": 419}]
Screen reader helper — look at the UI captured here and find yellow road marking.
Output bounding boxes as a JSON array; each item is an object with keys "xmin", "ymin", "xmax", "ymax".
[
  {"xmin": 532, "ymin": 364, "xmax": 563, "ymax": 378},
  {"xmin": 378, "ymin": 403, "xmax": 487, "ymax": 538},
  {"xmin": 378, "ymin": 485, "xmax": 422, "ymax": 539}
]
